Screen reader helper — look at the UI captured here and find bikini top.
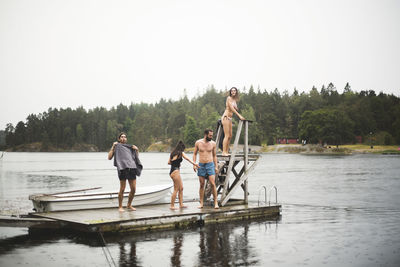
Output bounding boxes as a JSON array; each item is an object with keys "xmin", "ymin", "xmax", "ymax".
[
  {"xmin": 226, "ymin": 98, "xmax": 238, "ymax": 111},
  {"xmin": 232, "ymin": 100, "xmax": 238, "ymax": 110}
]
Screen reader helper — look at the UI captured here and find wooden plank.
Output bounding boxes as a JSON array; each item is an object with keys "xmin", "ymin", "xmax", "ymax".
[
  {"xmin": 0, "ymin": 215, "xmax": 61, "ymax": 229},
  {"xmin": 217, "ymin": 154, "xmax": 259, "ymax": 161},
  {"xmin": 221, "ymin": 120, "xmax": 243, "ymax": 202},
  {"xmin": 215, "ymin": 122, "xmax": 222, "ymax": 152},
  {"xmin": 244, "ymin": 120, "xmax": 249, "ymax": 203},
  {"xmin": 221, "ymin": 158, "xmax": 260, "ymax": 206},
  {"xmin": 30, "ymin": 200, "xmax": 280, "ymax": 232}
]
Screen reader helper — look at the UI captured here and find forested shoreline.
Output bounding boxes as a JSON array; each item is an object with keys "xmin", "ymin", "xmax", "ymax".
[{"xmin": 1, "ymin": 84, "xmax": 399, "ymax": 152}]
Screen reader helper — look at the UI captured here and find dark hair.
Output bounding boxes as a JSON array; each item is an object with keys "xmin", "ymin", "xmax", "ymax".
[
  {"xmin": 228, "ymin": 87, "xmax": 240, "ymax": 101},
  {"xmin": 170, "ymin": 140, "xmax": 185, "ymax": 159},
  {"xmin": 118, "ymin": 132, "xmax": 127, "ymax": 140},
  {"xmin": 204, "ymin": 129, "xmax": 213, "ymax": 135}
]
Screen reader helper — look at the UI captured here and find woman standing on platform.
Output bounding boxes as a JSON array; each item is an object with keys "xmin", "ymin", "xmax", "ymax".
[
  {"xmin": 221, "ymin": 87, "xmax": 245, "ymax": 156},
  {"xmin": 168, "ymin": 141, "xmax": 200, "ymax": 210}
]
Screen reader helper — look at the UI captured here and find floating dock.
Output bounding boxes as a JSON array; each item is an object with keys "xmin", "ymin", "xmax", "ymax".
[{"xmin": 24, "ymin": 200, "xmax": 280, "ymax": 233}]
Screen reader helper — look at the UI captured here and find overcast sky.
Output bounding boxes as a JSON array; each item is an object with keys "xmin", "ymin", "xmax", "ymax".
[{"xmin": 1, "ymin": 0, "xmax": 399, "ymax": 129}]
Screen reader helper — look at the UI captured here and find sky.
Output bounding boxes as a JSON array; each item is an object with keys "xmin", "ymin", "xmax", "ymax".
[{"xmin": 1, "ymin": 0, "xmax": 400, "ymax": 129}]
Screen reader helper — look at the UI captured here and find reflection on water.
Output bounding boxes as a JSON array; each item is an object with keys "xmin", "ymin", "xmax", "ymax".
[
  {"xmin": 102, "ymin": 218, "xmax": 279, "ymax": 267},
  {"xmin": 117, "ymin": 241, "xmax": 141, "ymax": 267},
  {"xmin": 0, "ymin": 218, "xmax": 279, "ymax": 267}
]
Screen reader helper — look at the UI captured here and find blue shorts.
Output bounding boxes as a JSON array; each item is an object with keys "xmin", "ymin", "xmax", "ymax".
[{"xmin": 197, "ymin": 162, "xmax": 215, "ymax": 178}]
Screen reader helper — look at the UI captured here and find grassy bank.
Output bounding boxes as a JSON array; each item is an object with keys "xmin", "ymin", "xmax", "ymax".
[{"xmin": 260, "ymin": 144, "xmax": 400, "ymax": 154}]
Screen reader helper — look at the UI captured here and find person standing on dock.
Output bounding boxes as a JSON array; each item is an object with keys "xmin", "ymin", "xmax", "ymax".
[
  {"xmin": 108, "ymin": 132, "xmax": 142, "ymax": 212},
  {"xmin": 193, "ymin": 129, "xmax": 219, "ymax": 209},
  {"xmin": 168, "ymin": 141, "xmax": 200, "ymax": 210},
  {"xmin": 220, "ymin": 87, "xmax": 245, "ymax": 156}
]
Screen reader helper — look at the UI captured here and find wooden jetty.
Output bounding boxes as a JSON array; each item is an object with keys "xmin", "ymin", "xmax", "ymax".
[
  {"xmin": 0, "ymin": 120, "xmax": 280, "ymax": 233},
  {"xmin": 24, "ymin": 200, "xmax": 280, "ymax": 233}
]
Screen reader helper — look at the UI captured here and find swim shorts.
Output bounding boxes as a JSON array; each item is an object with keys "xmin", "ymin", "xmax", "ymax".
[
  {"xmin": 118, "ymin": 168, "xmax": 137, "ymax": 180},
  {"xmin": 197, "ymin": 162, "xmax": 216, "ymax": 177}
]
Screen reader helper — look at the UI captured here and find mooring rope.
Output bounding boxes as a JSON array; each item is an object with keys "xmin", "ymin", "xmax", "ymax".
[{"xmin": 98, "ymin": 231, "xmax": 117, "ymax": 267}]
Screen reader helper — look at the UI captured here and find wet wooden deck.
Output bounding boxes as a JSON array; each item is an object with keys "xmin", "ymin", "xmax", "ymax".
[{"xmin": 30, "ymin": 200, "xmax": 281, "ymax": 233}]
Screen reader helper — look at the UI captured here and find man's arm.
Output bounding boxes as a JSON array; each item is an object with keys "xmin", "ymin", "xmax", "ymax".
[
  {"xmin": 131, "ymin": 144, "xmax": 139, "ymax": 156},
  {"xmin": 108, "ymin": 142, "xmax": 118, "ymax": 160},
  {"xmin": 213, "ymin": 142, "xmax": 218, "ymax": 172}
]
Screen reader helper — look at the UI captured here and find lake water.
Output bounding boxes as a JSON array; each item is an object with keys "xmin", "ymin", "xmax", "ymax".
[{"xmin": 0, "ymin": 152, "xmax": 399, "ymax": 266}]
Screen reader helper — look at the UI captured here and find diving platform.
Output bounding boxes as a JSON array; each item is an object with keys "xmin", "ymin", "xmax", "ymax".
[{"xmin": 205, "ymin": 120, "xmax": 261, "ymax": 206}]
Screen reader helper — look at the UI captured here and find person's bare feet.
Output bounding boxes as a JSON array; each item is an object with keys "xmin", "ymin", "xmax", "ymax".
[
  {"xmin": 214, "ymin": 205, "xmax": 219, "ymax": 209},
  {"xmin": 170, "ymin": 206, "xmax": 178, "ymax": 210},
  {"xmin": 179, "ymin": 205, "xmax": 188, "ymax": 209},
  {"xmin": 198, "ymin": 205, "xmax": 203, "ymax": 209},
  {"xmin": 221, "ymin": 153, "xmax": 230, "ymax": 156},
  {"xmin": 127, "ymin": 206, "xmax": 136, "ymax": 211},
  {"xmin": 118, "ymin": 207, "xmax": 125, "ymax": 212}
]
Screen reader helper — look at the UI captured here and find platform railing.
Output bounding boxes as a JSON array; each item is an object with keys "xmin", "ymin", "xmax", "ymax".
[
  {"xmin": 257, "ymin": 186, "xmax": 267, "ymax": 206},
  {"xmin": 257, "ymin": 185, "xmax": 278, "ymax": 206},
  {"xmin": 268, "ymin": 186, "xmax": 278, "ymax": 205}
]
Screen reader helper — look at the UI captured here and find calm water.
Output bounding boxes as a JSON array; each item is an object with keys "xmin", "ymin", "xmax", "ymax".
[{"xmin": 0, "ymin": 152, "xmax": 399, "ymax": 266}]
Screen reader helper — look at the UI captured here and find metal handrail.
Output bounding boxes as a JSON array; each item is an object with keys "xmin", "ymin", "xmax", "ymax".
[
  {"xmin": 258, "ymin": 185, "xmax": 278, "ymax": 206},
  {"xmin": 267, "ymin": 186, "xmax": 278, "ymax": 205},
  {"xmin": 257, "ymin": 186, "xmax": 267, "ymax": 206}
]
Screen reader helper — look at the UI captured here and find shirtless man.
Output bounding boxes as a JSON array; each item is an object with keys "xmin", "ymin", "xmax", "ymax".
[{"xmin": 193, "ymin": 129, "xmax": 219, "ymax": 209}]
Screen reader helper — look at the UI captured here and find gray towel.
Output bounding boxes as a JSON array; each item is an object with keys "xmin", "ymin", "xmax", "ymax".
[{"xmin": 113, "ymin": 143, "xmax": 143, "ymax": 176}]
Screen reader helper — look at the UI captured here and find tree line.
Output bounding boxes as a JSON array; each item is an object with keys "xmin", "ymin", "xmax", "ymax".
[{"xmin": 2, "ymin": 83, "xmax": 400, "ymax": 151}]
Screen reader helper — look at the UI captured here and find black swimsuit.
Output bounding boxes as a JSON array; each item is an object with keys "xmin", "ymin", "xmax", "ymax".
[{"xmin": 169, "ymin": 157, "xmax": 183, "ymax": 175}]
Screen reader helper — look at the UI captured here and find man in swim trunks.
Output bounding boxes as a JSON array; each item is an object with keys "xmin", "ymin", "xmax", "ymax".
[
  {"xmin": 108, "ymin": 132, "xmax": 141, "ymax": 212},
  {"xmin": 193, "ymin": 129, "xmax": 219, "ymax": 209}
]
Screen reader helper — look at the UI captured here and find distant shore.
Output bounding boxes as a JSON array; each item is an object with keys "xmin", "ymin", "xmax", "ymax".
[
  {"xmin": 259, "ymin": 144, "xmax": 400, "ymax": 154},
  {"xmin": 3, "ymin": 142, "xmax": 399, "ymax": 154}
]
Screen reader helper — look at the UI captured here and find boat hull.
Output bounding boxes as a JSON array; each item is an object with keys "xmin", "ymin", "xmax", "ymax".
[{"xmin": 30, "ymin": 184, "xmax": 172, "ymax": 212}]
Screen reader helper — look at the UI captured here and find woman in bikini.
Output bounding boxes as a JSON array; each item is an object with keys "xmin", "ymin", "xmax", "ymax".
[
  {"xmin": 221, "ymin": 87, "xmax": 245, "ymax": 156},
  {"xmin": 168, "ymin": 141, "xmax": 200, "ymax": 210}
]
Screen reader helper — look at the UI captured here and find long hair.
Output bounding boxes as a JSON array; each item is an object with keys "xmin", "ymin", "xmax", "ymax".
[
  {"xmin": 170, "ymin": 140, "xmax": 185, "ymax": 159},
  {"xmin": 118, "ymin": 132, "xmax": 127, "ymax": 141},
  {"xmin": 227, "ymin": 87, "xmax": 240, "ymax": 101}
]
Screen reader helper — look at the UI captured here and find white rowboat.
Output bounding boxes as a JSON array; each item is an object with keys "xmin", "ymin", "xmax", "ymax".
[{"xmin": 29, "ymin": 184, "xmax": 172, "ymax": 212}]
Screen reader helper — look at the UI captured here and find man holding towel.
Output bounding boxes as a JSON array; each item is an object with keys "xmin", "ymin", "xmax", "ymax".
[{"xmin": 108, "ymin": 132, "xmax": 142, "ymax": 212}]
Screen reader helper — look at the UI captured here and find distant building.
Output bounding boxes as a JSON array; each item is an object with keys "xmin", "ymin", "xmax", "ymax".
[{"xmin": 276, "ymin": 138, "xmax": 299, "ymax": 144}]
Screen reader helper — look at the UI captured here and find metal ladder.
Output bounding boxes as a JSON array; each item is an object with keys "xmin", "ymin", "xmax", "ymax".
[{"xmin": 257, "ymin": 185, "xmax": 278, "ymax": 206}]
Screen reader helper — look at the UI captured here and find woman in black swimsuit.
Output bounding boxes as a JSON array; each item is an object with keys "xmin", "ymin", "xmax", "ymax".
[{"xmin": 168, "ymin": 141, "xmax": 199, "ymax": 210}]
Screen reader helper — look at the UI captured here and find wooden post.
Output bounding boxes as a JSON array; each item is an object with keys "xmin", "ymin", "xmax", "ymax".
[
  {"xmin": 244, "ymin": 120, "xmax": 248, "ymax": 203},
  {"xmin": 215, "ymin": 122, "xmax": 222, "ymax": 152},
  {"xmin": 220, "ymin": 156, "xmax": 260, "ymax": 206}
]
